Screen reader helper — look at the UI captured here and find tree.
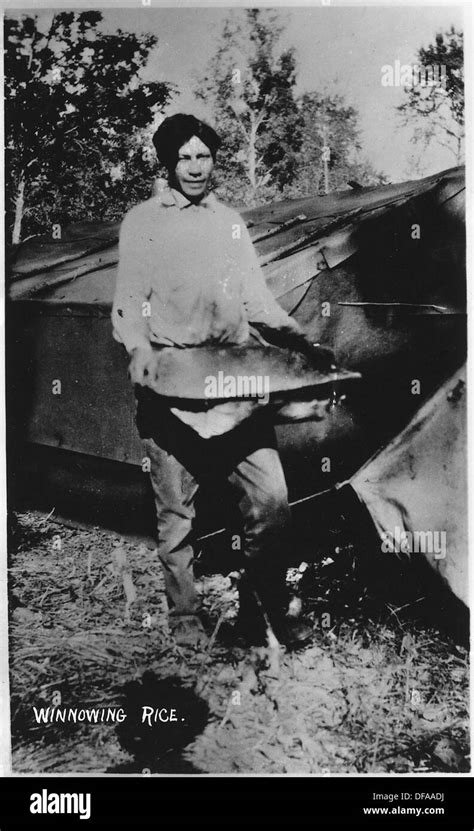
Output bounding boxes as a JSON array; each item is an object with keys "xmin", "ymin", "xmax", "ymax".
[
  {"xmin": 195, "ymin": 9, "xmax": 303, "ymax": 206},
  {"xmin": 286, "ymin": 92, "xmax": 387, "ymax": 197},
  {"xmin": 397, "ymin": 27, "xmax": 464, "ymax": 165},
  {"xmin": 5, "ymin": 11, "xmax": 174, "ymax": 243}
]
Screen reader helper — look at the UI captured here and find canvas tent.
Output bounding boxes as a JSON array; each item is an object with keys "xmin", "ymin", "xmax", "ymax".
[
  {"xmin": 7, "ymin": 166, "xmax": 467, "ymax": 564},
  {"xmin": 350, "ymin": 365, "xmax": 467, "ymax": 605}
]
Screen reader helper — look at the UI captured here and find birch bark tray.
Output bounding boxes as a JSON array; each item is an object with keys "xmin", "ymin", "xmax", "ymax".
[{"xmin": 140, "ymin": 343, "xmax": 361, "ymax": 402}]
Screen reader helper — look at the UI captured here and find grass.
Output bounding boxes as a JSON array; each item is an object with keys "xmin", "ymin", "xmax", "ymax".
[{"xmin": 8, "ymin": 510, "xmax": 470, "ymax": 774}]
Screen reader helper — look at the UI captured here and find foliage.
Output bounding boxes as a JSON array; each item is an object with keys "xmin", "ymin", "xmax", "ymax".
[
  {"xmin": 397, "ymin": 27, "xmax": 464, "ymax": 164},
  {"xmin": 197, "ymin": 12, "xmax": 385, "ymax": 206},
  {"xmin": 196, "ymin": 9, "xmax": 303, "ymax": 206},
  {"xmin": 285, "ymin": 92, "xmax": 387, "ymax": 198},
  {"xmin": 4, "ymin": 11, "xmax": 174, "ymax": 242}
]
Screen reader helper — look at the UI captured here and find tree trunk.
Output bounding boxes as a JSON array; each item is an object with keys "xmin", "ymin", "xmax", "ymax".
[
  {"xmin": 12, "ymin": 175, "xmax": 26, "ymax": 245},
  {"xmin": 248, "ymin": 114, "xmax": 258, "ymax": 203}
]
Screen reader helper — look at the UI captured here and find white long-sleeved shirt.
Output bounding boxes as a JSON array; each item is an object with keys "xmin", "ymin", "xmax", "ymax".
[
  {"xmin": 112, "ymin": 185, "xmax": 302, "ymax": 437},
  {"xmin": 112, "ymin": 185, "xmax": 301, "ymax": 351}
]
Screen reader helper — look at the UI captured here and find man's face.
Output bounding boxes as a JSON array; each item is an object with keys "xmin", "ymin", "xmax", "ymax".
[{"xmin": 173, "ymin": 135, "xmax": 214, "ymax": 200}]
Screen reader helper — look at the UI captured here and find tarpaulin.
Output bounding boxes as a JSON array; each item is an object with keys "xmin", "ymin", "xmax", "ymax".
[
  {"xmin": 350, "ymin": 366, "xmax": 467, "ymax": 604},
  {"xmin": 7, "ymin": 166, "xmax": 466, "ymax": 500}
]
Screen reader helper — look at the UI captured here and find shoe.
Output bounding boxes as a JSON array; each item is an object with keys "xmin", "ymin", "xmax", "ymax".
[
  {"xmin": 272, "ymin": 616, "xmax": 314, "ymax": 649},
  {"xmin": 219, "ymin": 613, "xmax": 313, "ymax": 650},
  {"xmin": 170, "ymin": 615, "xmax": 208, "ymax": 648}
]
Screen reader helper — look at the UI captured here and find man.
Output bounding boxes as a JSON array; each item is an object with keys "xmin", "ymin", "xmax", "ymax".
[{"xmin": 112, "ymin": 114, "xmax": 331, "ymax": 648}]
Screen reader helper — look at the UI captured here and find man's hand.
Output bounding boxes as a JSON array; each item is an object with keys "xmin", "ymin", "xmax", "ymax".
[
  {"xmin": 252, "ymin": 324, "xmax": 336, "ymax": 372},
  {"xmin": 281, "ymin": 331, "xmax": 336, "ymax": 372},
  {"xmin": 300, "ymin": 341, "xmax": 336, "ymax": 373},
  {"xmin": 128, "ymin": 347, "xmax": 153, "ymax": 385}
]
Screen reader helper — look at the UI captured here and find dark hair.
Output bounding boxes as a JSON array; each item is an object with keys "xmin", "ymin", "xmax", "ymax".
[{"xmin": 152, "ymin": 114, "xmax": 221, "ymax": 170}]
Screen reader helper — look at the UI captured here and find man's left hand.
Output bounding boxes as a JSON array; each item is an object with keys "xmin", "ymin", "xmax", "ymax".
[{"xmin": 301, "ymin": 341, "xmax": 336, "ymax": 373}]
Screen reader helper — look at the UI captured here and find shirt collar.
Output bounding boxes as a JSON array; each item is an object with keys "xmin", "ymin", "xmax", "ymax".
[{"xmin": 156, "ymin": 180, "xmax": 218, "ymax": 212}]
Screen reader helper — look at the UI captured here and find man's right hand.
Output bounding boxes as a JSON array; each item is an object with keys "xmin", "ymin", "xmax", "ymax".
[{"xmin": 128, "ymin": 347, "xmax": 153, "ymax": 385}]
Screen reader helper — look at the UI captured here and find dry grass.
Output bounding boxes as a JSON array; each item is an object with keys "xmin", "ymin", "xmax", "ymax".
[{"xmin": 8, "ymin": 511, "xmax": 470, "ymax": 774}]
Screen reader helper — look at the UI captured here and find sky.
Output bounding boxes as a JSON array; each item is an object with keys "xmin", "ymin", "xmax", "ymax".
[{"xmin": 13, "ymin": 3, "xmax": 466, "ymax": 182}]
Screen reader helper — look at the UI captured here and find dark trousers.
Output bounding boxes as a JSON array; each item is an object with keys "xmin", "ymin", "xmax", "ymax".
[{"xmin": 137, "ymin": 391, "xmax": 291, "ymax": 621}]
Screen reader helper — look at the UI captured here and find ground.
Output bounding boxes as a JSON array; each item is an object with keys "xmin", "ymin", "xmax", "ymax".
[{"xmin": 8, "ymin": 510, "xmax": 469, "ymax": 775}]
